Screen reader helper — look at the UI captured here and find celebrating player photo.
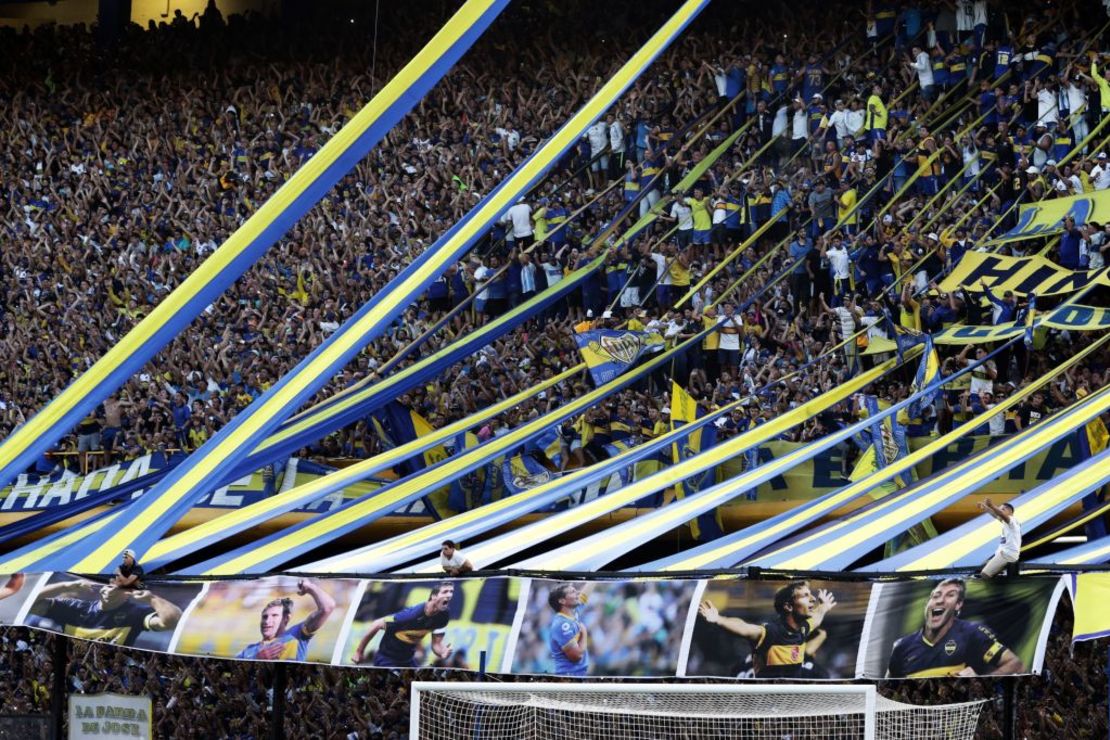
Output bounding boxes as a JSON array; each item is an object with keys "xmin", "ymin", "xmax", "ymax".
[
  {"xmin": 860, "ymin": 576, "xmax": 1065, "ymax": 679},
  {"xmin": 511, "ymin": 579, "xmax": 697, "ymax": 677},
  {"xmin": 22, "ymin": 572, "xmax": 202, "ymax": 651},
  {"xmin": 683, "ymin": 578, "xmax": 874, "ymax": 679},
  {"xmin": 173, "ymin": 575, "xmax": 358, "ymax": 663},
  {"xmin": 338, "ymin": 578, "xmax": 520, "ymax": 670}
]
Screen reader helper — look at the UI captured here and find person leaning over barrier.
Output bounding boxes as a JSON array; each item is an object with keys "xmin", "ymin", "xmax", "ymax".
[{"xmin": 978, "ymin": 499, "xmax": 1021, "ymax": 578}]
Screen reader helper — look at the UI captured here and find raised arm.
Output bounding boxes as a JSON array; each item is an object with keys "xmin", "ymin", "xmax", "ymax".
[
  {"xmin": 353, "ymin": 618, "xmax": 387, "ymax": 663},
  {"xmin": 135, "ymin": 591, "xmax": 182, "ymax": 632},
  {"xmin": 299, "ymin": 579, "xmax": 336, "ymax": 634},
  {"xmin": 698, "ymin": 600, "xmax": 763, "ymax": 641},
  {"xmin": 0, "ymin": 574, "xmax": 25, "ymax": 600},
  {"xmin": 978, "ymin": 498, "xmax": 1012, "ymax": 522}
]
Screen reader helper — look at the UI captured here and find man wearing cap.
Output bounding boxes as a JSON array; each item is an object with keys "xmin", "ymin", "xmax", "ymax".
[
  {"xmin": 112, "ymin": 550, "xmax": 145, "ymax": 590},
  {"xmin": 1092, "ymin": 152, "xmax": 1110, "ymax": 191}
]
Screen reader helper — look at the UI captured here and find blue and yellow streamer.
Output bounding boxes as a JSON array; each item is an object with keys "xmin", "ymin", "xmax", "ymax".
[{"xmin": 0, "ymin": 0, "xmax": 511, "ymax": 498}]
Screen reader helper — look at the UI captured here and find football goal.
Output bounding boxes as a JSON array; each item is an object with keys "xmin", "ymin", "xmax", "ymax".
[{"xmin": 410, "ymin": 682, "xmax": 985, "ymax": 739}]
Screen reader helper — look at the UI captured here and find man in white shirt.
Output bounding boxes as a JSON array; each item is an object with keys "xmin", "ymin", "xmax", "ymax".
[
  {"xmin": 844, "ymin": 98, "xmax": 865, "ymax": 138},
  {"xmin": 1092, "ymin": 152, "xmax": 1110, "ymax": 190},
  {"xmin": 608, "ymin": 115, "xmax": 625, "ymax": 181},
  {"xmin": 440, "ymin": 540, "xmax": 474, "ymax": 576},
  {"xmin": 587, "ymin": 120, "xmax": 609, "ymax": 189},
  {"xmin": 978, "ymin": 500, "xmax": 1020, "ymax": 578},
  {"xmin": 1034, "ymin": 81, "xmax": 1059, "ymax": 130},
  {"xmin": 909, "ymin": 46, "xmax": 935, "ymax": 100},
  {"xmin": 791, "ymin": 98, "xmax": 809, "ymax": 157},
  {"xmin": 501, "ymin": 199, "xmax": 534, "ymax": 248},
  {"xmin": 826, "ymin": 99, "xmax": 852, "ymax": 144},
  {"xmin": 716, "ymin": 303, "xmax": 743, "ymax": 375}
]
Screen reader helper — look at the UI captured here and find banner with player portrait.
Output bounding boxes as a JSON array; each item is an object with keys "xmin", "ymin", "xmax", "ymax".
[
  {"xmin": 681, "ymin": 577, "xmax": 874, "ymax": 679},
  {"xmin": 0, "ymin": 572, "xmax": 1075, "ymax": 680},
  {"xmin": 337, "ymin": 577, "xmax": 521, "ymax": 671},
  {"xmin": 171, "ymin": 575, "xmax": 360, "ymax": 662},
  {"xmin": 858, "ymin": 576, "xmax": 1065, "ymax": 679},
  {"xmin": 509, "ymin": 578, "xmax": 697, "ymax": 677}
]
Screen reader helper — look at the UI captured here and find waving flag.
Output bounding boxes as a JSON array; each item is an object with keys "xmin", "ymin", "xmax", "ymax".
[
  {"xmin": 575, "ymin": 330, "xmax": 665, "ymax": 385},
  {"xmin": 906, "ymin": 335, "xmax": 942, "ymax": 420}
]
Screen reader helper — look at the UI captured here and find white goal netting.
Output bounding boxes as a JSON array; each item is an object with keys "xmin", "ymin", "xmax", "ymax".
[{"xmin": 410, "ymin": 683, "xmax": 984, "ymax": 740}]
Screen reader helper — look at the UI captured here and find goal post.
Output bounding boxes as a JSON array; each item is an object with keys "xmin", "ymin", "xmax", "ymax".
[{"xmin": 410, "ymin": 681, "xmax": 984, "ymax": 740}]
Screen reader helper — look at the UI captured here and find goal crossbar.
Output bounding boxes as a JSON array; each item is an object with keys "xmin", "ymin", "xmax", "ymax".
[{"xmin": 410, "ymin": 682, "xmax": 985, "ymax": 740}]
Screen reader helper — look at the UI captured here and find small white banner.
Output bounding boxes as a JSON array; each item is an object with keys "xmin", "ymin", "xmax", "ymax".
[{"xmin": 68, "ymin": 693, "xmax": 152, "ymax": 739}]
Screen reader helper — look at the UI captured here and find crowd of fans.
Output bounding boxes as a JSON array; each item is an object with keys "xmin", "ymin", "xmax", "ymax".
[
  {"xmin": 0, "ymin": 592, "xmax": 1101, "ymax": 738},
  {"xmin": 0, "ymin": 0, "xmax": 1108, "ymax": 737},
  {"xmin": 0, "ymin": 0, "xmax": 1106, "ymax": 490}
]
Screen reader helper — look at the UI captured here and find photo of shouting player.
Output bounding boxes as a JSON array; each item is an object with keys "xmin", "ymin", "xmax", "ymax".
[
  {"xmin": 860, "ymin": 576, "xmax": 1061, "ymax": 679},
  {"xmin": 886, "ymin": 577, "xmax": 1024, "ymax": 678},
  {"xmin": 684, "ymin": 578, "xmax": 873, "ymax": 679},
  {"xmin": 351, "ymin": 582, "xmax": 455, "ymax": 668}
]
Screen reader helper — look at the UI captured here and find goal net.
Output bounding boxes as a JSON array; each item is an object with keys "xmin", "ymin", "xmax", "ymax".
[{"xmin": 410, "ymin": 682, "xmax": 984, "ymax": 740}]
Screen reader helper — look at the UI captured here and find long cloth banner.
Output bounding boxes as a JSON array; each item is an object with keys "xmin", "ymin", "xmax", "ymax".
[
  {"xmin": 498, "ymin": 345, "xmax": 1003, "ymax": 573},
  {"xmin": 0, "ymin": 0, "xmax": 511, "ymax": 496},
  {"xmin": 52, "ymin": 0, "xmax": 711, "ymax": 574},
  {"xmin": 301, "ymin": 356, "xmax": 906, "ymax": 574},
  {"xmin": 865, "ymin": 304, "xmax": 1110, "ymax": 354},
  {"xmin": 0, "ymin": 253, "xmax": 603, "ymax": 549},
  {"xmin": 989, "ymin": 189, "xmax": 1110, "ymax": 246},
  {"xmin": 865, "ymin": 444, "xmax": 1110, "ymax": 572},
  {"xmin": 645, "ymin": 333, "xmax": 1110, "ymax": 571},
  {"xmin": 939, "ymin": 252, "xmax": 1110, "ymax": 297},
  {"xmin": 0, "ymin": 572, "xmax": 1064, "ymax": 680},
  {"xmin": 744, "ymin": 384, "xmax": 1110, "ymax": 571},
  {"xmin": 172, "ymin": 332, "xmax": 713, "ymax": 576}
]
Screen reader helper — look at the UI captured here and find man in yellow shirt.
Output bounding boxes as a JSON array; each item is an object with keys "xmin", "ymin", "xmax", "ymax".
[
  {"xmin": 865, "ymin": 83, "xmax": 888, "ymax": 143},
  {"xmin": 837, "ymin": 180, "xmax": 858, "ymax": 235},
  {"xmin": 701, "ymin": 305, "xmax": 721, "ymax": 381},
  {"xmin": 686, "ymin": 186, "xmax": 713, "ymax": 247}
]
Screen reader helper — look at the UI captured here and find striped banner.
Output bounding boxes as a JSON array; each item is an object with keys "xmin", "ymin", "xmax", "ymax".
[
  {"xmin": 501, "ymin": 347, "xmax": 1001, "ymax": 572},
  {"xmin": 49, "ymin": 0, "xmax": 711, "ymax": 574},
  {"xmin": 865, "ymin": 444, "xmax": 1110, "ymax": 572},
  {"xmin": 0, "ymin": 0, "xmax": 510, "ymax": 496},
  {"xmin": 178, "ymin": 333, "xmax": 709, "ymax": 575},
  {"xmin": 642, "ymin": 334, "xmax": 1110, "ymax": 572},
  {"xmin": 747, "ymin": 385, "xmax": 1110, "ymax": 571}
]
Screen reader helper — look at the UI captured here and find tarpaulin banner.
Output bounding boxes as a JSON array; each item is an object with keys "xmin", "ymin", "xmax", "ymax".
[
  {"xmin": 0, "ymin": 572, "xmax": 1068, "ymax": 680},
  {"xmin": 938, "ymin": 252, "xmax": 1110, "ymax": 297},
  {"xmin": 574, "ymin": 330, "xmax": 665, "ymax": 385},
  {"xmin": 990, "ymin": 190, "xmax": 1110, "ymax": 245},
  {"xmin": 858, "ymin": 577, "xmax": 1064, "ymax": 678},
  {"xmin": 0, "ymin": 0, "xmax": 512, "ymax": 496}
]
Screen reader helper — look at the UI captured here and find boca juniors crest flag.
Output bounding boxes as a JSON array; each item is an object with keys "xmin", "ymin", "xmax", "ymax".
[{"xmin": 574, "ymin": 330, "xmax": 665, "ymax": 385}]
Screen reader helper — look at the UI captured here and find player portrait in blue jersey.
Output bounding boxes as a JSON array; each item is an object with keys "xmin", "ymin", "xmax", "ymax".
[
  {"xmin": 511, "ymin": 579, "xmax": 696, "ymax": 677},
  {"xmin": 351, "ymin": 582, "xmax": 455, "ymax": 668},
  {"xmin": 235, "ymin": 578, "xmax": 336, "ymax": 661},
  {"xmin": 546, "ymin": 582, "xmax": 591, "ymax": 676},
  {"xmin": 885, "ymin": 577, "xmax": 1024, "ymax": 678}
]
